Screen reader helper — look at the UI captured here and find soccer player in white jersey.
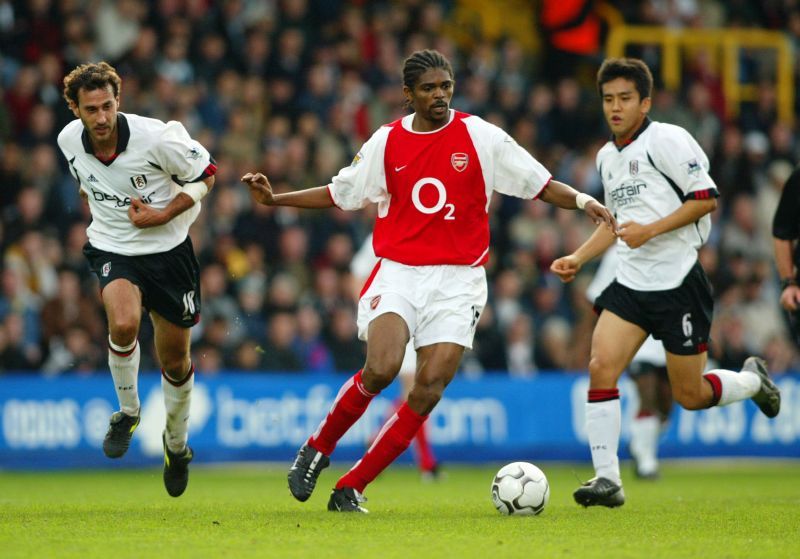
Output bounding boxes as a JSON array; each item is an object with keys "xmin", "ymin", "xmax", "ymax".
[
  {"xmin": 57, "ymin": 62, "xmax": 216, "ymax": 497},
  {"xmin": 551, "ymin": 58, "xmax": 781, "ymax": 508},
  {"xmin": 242, "ymin": 49, "xmax": 616, "ymax": 513},
  {"xmin": 351, "ymin": 233, "xmax": 440, "ymax": 480},
  {"xmin": 586, "ymin": 246, "xmax": 671, "ymax": 480}
]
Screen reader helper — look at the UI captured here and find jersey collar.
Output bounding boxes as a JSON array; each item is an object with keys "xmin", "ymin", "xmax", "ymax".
[
  {"xmin": 81, "ymin": 113, "xmax": 131, "ymax": 163},
  {"xmin": 613, "ymin": 117, "xmax": 651, "ymax": 151},
  {"xmin": 401, "ymin": 109, "xmax": 455, "ymax": 134}
]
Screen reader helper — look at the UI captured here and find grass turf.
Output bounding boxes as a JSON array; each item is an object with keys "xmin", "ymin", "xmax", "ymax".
[{"xmin": 1, "ymin": 462, "xmax": 798, "ymax": 559}]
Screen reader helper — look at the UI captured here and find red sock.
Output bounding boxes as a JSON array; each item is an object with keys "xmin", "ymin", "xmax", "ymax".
[
  {"xmin": 414, "ymin": 421, "xmax": 437, "ymax": 472},
  {"xmin": 336, "ymin": 402, "xmax": 426, "ymax": 492},
  {"xmin": 308, "ymin": 370, "xmax": 377, "ymax": 456}
]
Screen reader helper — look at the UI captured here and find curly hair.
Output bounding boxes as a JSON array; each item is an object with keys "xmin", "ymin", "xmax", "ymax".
[
  {"xmin": 62, "ymin": 62, "xmax": 122, "ymax": 106},
  {"xmin": 402, "ymin": 49, "xmax": 453, "ymax": 91}
]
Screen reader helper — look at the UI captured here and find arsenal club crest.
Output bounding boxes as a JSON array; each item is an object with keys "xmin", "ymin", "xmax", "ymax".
[
  {"xmin": 451, "ymin": 152, "xmax": 468, "ymax": 172},
  {"xmin": 370, "ymin": 295, "xmax": 381, "ymax": 310}
]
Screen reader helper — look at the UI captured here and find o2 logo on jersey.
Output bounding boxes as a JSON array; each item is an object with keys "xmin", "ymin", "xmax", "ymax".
[
  {"xmin": 411, "ymin": 178, "xmax": 455, "ymax": 220},
  {"xmin": 451, "ymin": 153, "xmax": 468, "ymax": 172}
]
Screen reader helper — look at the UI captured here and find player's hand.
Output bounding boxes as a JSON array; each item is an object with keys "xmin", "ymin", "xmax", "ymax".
[
  {"xmin": 584, "ymin": 199, "xmax": 617, "ymax": 231},
  {"xmin": 550, "ymin": 254, "xmax": 582, "ymax": 283},
  {"xmin": 128, "ymin": 197, "xmax": 168, "ymax": 228},
  {"xmin": 240, "ymin": 172, "xmax": 275, "ymax": 205},
  {"xmin": 779, "ymin": 284, "xmax": 800, "ymax": 312},
  {"xmin": 617, "ymin": 221, "xmax": 653, "ymax": 249}
]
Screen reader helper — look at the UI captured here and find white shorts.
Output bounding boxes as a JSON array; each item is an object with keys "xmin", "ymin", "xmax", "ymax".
[
  {"xmin": 399, "ymin": 340, "xmax": 416, "ymax": 376},
  {"xmin": 357, "ymin": 259, "xmax": 487, "ymax": 351}
]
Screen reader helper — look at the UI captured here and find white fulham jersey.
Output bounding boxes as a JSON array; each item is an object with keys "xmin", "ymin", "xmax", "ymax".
[
  {"xmin": 57, "ymin": 113, "xmax": 215, "ymax": 256},
  {"xmin": 597, "ymin": 118, "xmax": 718, "ymax": 290}
]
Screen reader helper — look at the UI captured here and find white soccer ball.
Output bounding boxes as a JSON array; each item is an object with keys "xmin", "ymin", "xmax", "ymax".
[{"xmin": 491, "ymin": 461, "xmax": 550, "ymax": 516}]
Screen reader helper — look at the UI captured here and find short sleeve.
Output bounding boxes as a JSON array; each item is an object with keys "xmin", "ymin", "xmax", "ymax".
[
  {"xmin": 651, "ymin": 124, "xmax": 718, "ymax": 199},
  {"xmin": 463, "ymin": 116, "xmax": 551, "ymax": 200},
  {"xmin": 329, "ymin": 126, "xmax": 391, "ymax": 211},
  {"xmin": 150, "ymin": 121, "xmax": 214, "ymax": 184},
  {"xmin": 773, "ymin": 167, "xmax": 800, "ymax": 240},
  {"xmin": 57, "ymin": 123, "xmax": 82, "ymax": 186}
]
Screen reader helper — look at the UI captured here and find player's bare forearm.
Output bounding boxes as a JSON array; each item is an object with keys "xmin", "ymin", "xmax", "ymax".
[
  {"xmin": 551, "ymin": 224, "xmax": 616, "ymax": 283},
  {"xmin": 272, "ymin": 186, "xmax": 335, "ymax": 208},
  {"xmin": 540, "ymin": 180, "xmax": 616, "ymax": 229},
  {"xmin": 539, "ymin": 180, "xmax": 580, "ymax": 208},
  {"xmin": 241, "ymin": 172, "xmax": 334, "ymax": 209},
  {"xmin": 164, "ymin": 176, "xmax": 215, "ymax": 219},
  {"xmin": 650, "ymin": 198, "xmax": 716, "ymax": 237},
  {"xmin": 773, "ymin": 238, "xmax": 796, "ymax": 281},
  {"xmin": 573, "ymin": 223, "xmax": 617, "ymax": 265}
]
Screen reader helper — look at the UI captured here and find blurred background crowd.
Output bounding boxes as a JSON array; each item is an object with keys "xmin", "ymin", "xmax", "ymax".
[{"xmin": 1, "ymin": 0, "xmax": 799, "ymax": 377}]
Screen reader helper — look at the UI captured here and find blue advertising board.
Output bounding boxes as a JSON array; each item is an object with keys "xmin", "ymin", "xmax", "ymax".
[{"xmin": 1, "ymin": 372, "xmax": 798, "ymax": 469}]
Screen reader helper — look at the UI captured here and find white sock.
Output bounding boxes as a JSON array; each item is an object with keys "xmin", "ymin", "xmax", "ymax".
[
  {"xmin": 108, "ymin": 337, "xmax": 140, "ymax": 416},
  {"xmin": 162, "ymin": 365, "xmax": 194, "ymax": 454},
  {"xmin": 630, "ymin": 415, "xmax": 660, "ymax": 475},
  {"xmin": 706, "ymin": 368, "xmax": 760, "ymax": 406},
  {"xmin": 586, "ymin": 398, "xmax": 621, "ymax": 485}
]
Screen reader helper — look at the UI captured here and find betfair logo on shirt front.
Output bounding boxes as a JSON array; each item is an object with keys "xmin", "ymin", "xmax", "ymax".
[
  {"xmin": 91, "ymin": 188, "xmax": 153, "ymax": 208},
  {"xmin": 609, "ymin": 180, "xmax": 647, "ymax": 208}
]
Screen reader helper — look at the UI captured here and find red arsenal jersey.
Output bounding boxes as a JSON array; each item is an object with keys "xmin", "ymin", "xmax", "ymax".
[{"xmin": 328, "ymin": 110, "xmax": 551, "ymax": 266}]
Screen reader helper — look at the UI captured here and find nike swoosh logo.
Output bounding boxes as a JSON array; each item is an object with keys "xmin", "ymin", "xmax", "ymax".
[{"xmin": 394, "ymin": 165, "xmax": 407, "ymax": 172}]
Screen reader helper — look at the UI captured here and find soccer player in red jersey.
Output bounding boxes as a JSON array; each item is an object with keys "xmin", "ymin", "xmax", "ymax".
[{"xmin": 242, "ymin": 50, "xmax": 615, "ymax": 513}]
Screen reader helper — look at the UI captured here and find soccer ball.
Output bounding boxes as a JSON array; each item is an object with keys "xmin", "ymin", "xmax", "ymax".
[{"xmin": 491, "ymin": 462, "xmax": 550, "ymax": 515}]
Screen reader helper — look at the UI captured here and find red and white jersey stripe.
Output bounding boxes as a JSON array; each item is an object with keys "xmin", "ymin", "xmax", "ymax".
[{"xmin": 328, "ymin": 110, "xmax": 551, "ymax": 266}]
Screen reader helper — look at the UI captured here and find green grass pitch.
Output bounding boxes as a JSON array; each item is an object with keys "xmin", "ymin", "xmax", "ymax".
[{"xmin": 1, "ymin": 461, "xmax": 798, "ymax": 558}]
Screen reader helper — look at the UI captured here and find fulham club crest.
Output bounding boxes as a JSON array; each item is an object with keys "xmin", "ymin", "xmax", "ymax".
[
  {"xmin": 629, "ymin": 160, "xmax": 639, "ymax": 176},
  {"xmin": 451, "ymin": 152, "xmax": 468, "ymax": 172},
  {"xmin": 130, "ymin": 174, "xmax": 148, "ymax": 189}
]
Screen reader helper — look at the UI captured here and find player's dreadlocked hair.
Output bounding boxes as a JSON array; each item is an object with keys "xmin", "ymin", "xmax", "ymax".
[
  {"xmin": 402, "ymin": 49, "xmax": 453, "ymax": 99},
  {"xmin": 596, "ymin": 58, "xmax": 653, "ymax": 101},
  {"xmin": 63, "ymin": 62, "xmax": 122, "ymax": 106}
]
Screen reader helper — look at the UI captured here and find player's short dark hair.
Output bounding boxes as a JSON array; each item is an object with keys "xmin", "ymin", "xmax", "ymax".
[
  {"xmin": 62, "ymin": 62, "xmax": 122, "ymax": 106},
  {"xmin": 597, "ymin": 58, "xmax": 653, "ymax": 100},
  {"xmin": 402, "ymin": 49, "xmax": 453, "ymax": 90}
]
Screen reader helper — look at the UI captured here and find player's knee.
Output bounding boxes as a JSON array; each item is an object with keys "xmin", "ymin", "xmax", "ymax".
[
  {"xmin": 363, "ymin": 359, "xmax": 401, "ymax": 391},
  {"xmin": 407, "ymin": 383, "xmax": 442, "ymax": 414},
  {"xmin": 588, "ymin": 355, "xmax": 618, "ymax": 385},
  {"xmin": 672, "ymin": 386, "xmax": 708, "ymax": 410},
  {"xmin": 108, "ymin": 320, "xmax": 138, "ymax": 346},
  {"xmin": 161, "ymin": 356, "xmax": 191, "ymax": 380}
]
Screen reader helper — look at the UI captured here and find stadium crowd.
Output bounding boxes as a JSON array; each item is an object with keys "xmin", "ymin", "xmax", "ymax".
[{"xmin": 1, "ymin": 0, "xmax": 799, "ymax": 376}]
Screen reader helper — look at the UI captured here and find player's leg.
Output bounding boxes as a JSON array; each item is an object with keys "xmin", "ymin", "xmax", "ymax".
[
  {"xmin": 289, "ymin": 312, "xmax": 408, "ymax": 502},
  {"xmin": 660, "ymin": 261, "xmax": 780, "ymax": 416},
  {"xmin": 330, "ymin": 341, "xmax": 462, "ymax": 512},
  {"xmin": 151, "ymin": 310, "xmax": 194, "ymax": 497},
  {"xmin": 574, "ymin": 310, "xmax": 646, "ymax": 508},
  {"xmin": 399, "ymin": 342, "xmax": 440, "ymax": 478},
  {"xmin": 628, "ymin": 364, "xmax": 662, "ymax": 479},
  {"xmin": 101, "ymin": 278, "xmax": 143, "ymax": 458},
  {"xmin": 666, "ymin": 351, "xmax": 780, "ymax": 416}
]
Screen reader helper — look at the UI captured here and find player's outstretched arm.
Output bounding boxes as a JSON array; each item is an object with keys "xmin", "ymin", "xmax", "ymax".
[
  {"xmin": 129, "ymin": 175, "xmax": 215, "ymax": 229},
  {"xmin": 539, "ymin": 180, "xmax": 616, "ymax": 230},
  {"xmin": 550, "ymin": 223, "xmax": 617, "ymax": 283},
  {"xmin": 240, "ymin": 172, "xmax": 334, "ymax": 209}
]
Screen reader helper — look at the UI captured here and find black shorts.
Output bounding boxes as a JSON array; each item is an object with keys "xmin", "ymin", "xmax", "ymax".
[
  {"xmin": 83, "ymin": 237, "xmax": 201, "ymax": 328},
  {"xmin": 595, "ymin": 261, "xmax": 712, "ymax": 356}
]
